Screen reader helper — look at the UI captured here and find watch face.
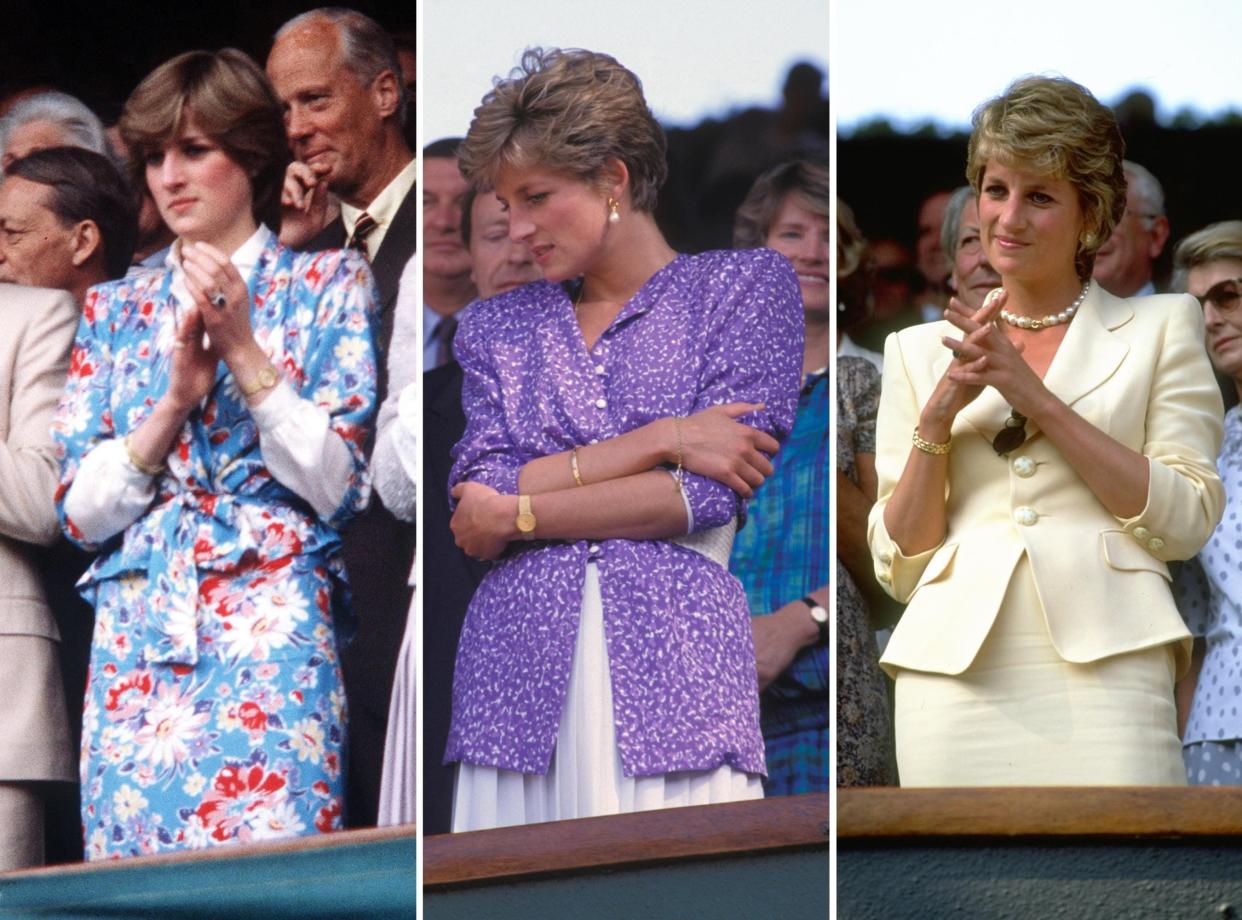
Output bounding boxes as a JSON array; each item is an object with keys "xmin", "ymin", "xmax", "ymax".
[
  {"xmin": 516, "ymin": 512, "xmax": 537, "ymax": 533},
  {"xmin": 259, "ymin": 366, "xmax": 278, "ymax": 387},
  {"xmin": 809, "ymin": 604, "xmax": 829, "ymax": 625}
]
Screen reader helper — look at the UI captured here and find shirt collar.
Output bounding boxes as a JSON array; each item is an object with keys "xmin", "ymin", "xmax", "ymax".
[
  {"xmin": 166, "ymin": 223, "xmax": 272, "ymax": 279},
  {"xmin": 340, "ymin": 157, "xmax": 417, "ymax": 254}
]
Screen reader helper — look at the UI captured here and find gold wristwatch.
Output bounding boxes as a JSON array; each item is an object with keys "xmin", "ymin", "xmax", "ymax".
[
  {"xmin": 239, "ymin": 363, "xmax": 279, "ymax": 397},
  {"xmin": 516, "ymin": 494, "xmax": 537, "ymax": 540}
]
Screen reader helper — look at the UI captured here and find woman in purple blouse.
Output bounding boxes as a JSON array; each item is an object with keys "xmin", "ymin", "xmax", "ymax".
[{"xmin": 445, "ymin": 48, "xmax": 804, "ymax": 831}]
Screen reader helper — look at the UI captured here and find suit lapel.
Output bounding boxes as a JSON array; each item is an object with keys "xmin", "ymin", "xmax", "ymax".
[{"xmin": 1035, "ymin": 283, "xmax": 1130, "ymax": 432}]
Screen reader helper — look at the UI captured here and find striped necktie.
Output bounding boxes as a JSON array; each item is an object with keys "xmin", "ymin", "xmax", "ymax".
[{"xmin": 347, "ymin": 212, "xmax": 379, "ymax": 259}]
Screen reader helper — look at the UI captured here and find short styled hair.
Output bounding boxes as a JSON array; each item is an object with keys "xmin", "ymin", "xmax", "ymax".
[
  {"xmin": 1170, "ymin": 221, "xmax": 1242, "ymax": 293},
  {"xmin": 837, "ymin": 198, "xmax": 872, "ymax": 330},
  {"xmin": 6, "ymin": 146, "xmax": 138, "ymax": 279},
  {"xmin": 458, "ymin": 47, "xmax": 668, "ymax": 213},
  {"xmin": 940, "ymin": 186, "xmax": 975, "ymax": 266},
  {"xmin": 0, "ymin": 90, "xmax": 111, "ymax": 161},
  {"xmin": 118, "ymin": 48, "xmax": 290, "ymax": 232},
  {"xmin": 966, "ymin": 75, "xmax": 1126, "ymax": 281},
  {"xmin": 276, "ymin": 8, "xmax": 408, "ymax": 128},
  {"xmin": 732, "ymin": 156, "xmax": 829, "ymax": 250}
]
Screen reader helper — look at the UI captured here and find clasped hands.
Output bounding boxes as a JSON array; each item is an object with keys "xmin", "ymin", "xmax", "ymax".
[
  {"xmin": 925, "ymin": 289, "xmax": 1047, "ymax": 430},
  {"xmin": 168, "ymin": 241, "xmax": 260, "ymax": 411}
]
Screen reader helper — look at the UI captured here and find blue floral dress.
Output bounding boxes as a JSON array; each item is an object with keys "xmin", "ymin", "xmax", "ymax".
[{"xmin": 53, "ymin": 233, "xmax": 378, "ymax": 859}]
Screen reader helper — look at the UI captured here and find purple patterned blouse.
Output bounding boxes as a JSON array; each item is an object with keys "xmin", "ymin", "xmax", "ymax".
[{"xmin": 445, "ymin": 249, "xmax": 805, "ymax": 776}]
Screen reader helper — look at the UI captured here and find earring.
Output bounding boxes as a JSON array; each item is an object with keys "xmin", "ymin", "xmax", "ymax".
[
  {"xmin": 1081, "ymin": 231, "xmax": 1097, "ymax": 249},
  {"xmin": 607, "ymin": 197, "xmax": 620, "ymax": 224}
]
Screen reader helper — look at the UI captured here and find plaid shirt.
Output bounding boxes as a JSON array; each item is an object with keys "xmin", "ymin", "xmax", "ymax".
[{"xmin": 729, "ymin": 369, "xmax": 829, "ymax": 739}]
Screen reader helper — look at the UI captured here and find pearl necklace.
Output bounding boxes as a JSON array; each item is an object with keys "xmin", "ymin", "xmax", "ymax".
[{"xmin": 999, "ymin": 282, "xmax": 1090, "ymax": 331}]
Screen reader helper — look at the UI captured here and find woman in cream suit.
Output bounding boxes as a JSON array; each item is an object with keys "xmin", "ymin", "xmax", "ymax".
[
  {"xmin": 868, "ymin": 76, "xmax": 1225, "ymax": 786},
  {"xmin": 0, "ymin": 284, "xmax": 78, "ymax": 868}
]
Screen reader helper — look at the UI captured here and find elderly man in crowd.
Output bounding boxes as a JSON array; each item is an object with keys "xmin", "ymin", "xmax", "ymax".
[
  {"xmin": 267, "ymin": 6, "xmax": 417, "ymax": 830},
  {"xmin": 0, "ymin": 147, "xmax": 136, "ymax": 306},
  {"xmin": 0, "ymin": 90, "xmax": 111, "ymax": 169},
  {"xmin": 1093, "ymin": 160, "xmax": 1170, "ymax": 298},
  {"xmin": 0, "ymin": 143, "xmax": 135, "ymax": 870}
]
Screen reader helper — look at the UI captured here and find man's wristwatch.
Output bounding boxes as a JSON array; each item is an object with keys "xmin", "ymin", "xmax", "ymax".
[
  {"xmin": 238, "ymin": 363, "xmax": 279, "ymax": 397},
  {"xmin": 803, "ymin": 595, "xmax": 828, "ymax": 645},
  {"xmin": 516, "ymin": 494, "xmax": 537, "ymax": 540}
]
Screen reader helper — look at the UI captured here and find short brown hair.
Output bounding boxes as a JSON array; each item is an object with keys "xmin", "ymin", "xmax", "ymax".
[
  {"xmin": 119, "ymin": 49, "xmax": 290, "ymax": 231},
  {"xmin": 966, "ymin": 75, "xmax": 1126, "ymax": 281},
  {"xmin": 732, "ymin": 156, "xmax": 829, "ymax": 250},
  {"xmin": 458, "ymin": 47, "xmax": 668, "ymax": 212}
]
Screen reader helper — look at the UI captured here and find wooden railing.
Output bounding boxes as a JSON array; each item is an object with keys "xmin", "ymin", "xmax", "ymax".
[
  {"xmin": 424, "ymin": 792, "xmax": 829, "ymax": 888},
  {"xmin": 838, "ymin": 787, "xmax": 1242, "ymax": 839}
]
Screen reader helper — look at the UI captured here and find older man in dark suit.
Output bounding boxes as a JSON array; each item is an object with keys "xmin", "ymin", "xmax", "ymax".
[{"xmin": 268, "ymin": 7, "xmax": 417, "ymax": 829}]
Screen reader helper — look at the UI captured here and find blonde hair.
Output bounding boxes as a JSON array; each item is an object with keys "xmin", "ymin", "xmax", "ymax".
[
  {"xmin": 1171, "ymin": 221, "xmax": 1242, "ymax": 293},
  {"xmin": 119, "ymin": 49, "xmax": 289, "ymax": 231},
  {"xmin": 837, "ymin": 198, "xmax": 871, "ymax": 329},
  {"xmin": 458, "ymin": 48, "xmax": 668, "ymax": 212},
  {"xmin": 966, "ymin": 75, "xmax": 1126, "ymax": 280}
]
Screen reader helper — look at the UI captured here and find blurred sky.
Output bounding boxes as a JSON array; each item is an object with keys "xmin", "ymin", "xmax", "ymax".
[
  {"xmin": 834, "ymin": 1, "xmax": 1242, "ymax": 134},
  {"xmin": 422, "ymin": 0, "xmax": 829, "ymax": 144}
]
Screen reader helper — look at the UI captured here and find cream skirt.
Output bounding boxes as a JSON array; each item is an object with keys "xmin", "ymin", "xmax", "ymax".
[
  {"xmin": 894, "ymin": 557, "xmax": 1186, "ymax": 787},
  {"xmin": 452, "ymin": 561, "xmax": 762, "ymax": 832}
]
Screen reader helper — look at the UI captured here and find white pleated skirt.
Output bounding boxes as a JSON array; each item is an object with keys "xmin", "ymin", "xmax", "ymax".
[
  {"xmin": 894, "ymin": 557, "xmax": 1186, "ymax": 787},
  {"xmin": 377, "ymin": 590, "xmax": 416, "ymax": 826},
  {"xmin": 452, "ymin": 561, "xmax": 762, "ymax": 832}
]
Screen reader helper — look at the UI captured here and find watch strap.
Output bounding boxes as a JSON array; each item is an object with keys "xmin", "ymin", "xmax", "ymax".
[
  {"xmin": 239, "ymin": 363, "xmax": 279, "ymax": 397},
  {"xmin": 802, "ymin": 595, "xmax": 829, "ymax": 645}
]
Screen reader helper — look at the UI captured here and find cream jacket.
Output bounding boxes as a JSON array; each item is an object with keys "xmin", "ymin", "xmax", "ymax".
[
  {"xmin": 0, "ymin": 283, "xmax": 78, "ymax": 781},
  {"xmin": 869, "ymin": 286, "xmax": 1225, "ymax": 678}
]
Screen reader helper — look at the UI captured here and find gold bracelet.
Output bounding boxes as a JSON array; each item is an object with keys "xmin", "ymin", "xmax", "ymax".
[
  {"xmin": 912, "ymin": 427, "xmax": 951, "ymax": 456},
  {"xmin": 672, "ymin": 417, "xmax": 685, "ymax": 493},
  {"xmin": 123, "ymin": 433, "xmax": 166, "ymax": 476},
  {"xmin": 570, "ymin": 447, "xmax": 585, "ymax": 487}
]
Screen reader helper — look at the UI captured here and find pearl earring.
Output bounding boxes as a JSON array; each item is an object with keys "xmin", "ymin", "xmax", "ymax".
[{"xmin": 607, "ymin": 197, "xmax": 620, "ymax": 224}]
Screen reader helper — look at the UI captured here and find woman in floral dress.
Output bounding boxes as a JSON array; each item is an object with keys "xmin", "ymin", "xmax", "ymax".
[{"xmin": 52, "ymin": 49, "xmax": 378, "ymax": 859}]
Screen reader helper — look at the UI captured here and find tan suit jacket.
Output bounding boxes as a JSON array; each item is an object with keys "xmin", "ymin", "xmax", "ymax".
[
  {"xmin": 869, "ymin": 286, "xmax": 1225, "ymax": 678},
  {"xmin": 0, "ymin": 284, "xmax": 78, "ymax": 780}
]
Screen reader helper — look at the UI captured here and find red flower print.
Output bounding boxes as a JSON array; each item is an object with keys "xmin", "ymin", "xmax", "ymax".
[
  {"xmin": 105, "ymin": 671, "xmax": 152, "ymax": 712},
  {"xmin": 314, "ymin": 800, "xmax": 340, "ymax": 833},
  {"xmin": 69, "ymin": 348, "xmax": 95, "ymax": 380},
  {"xmin": 238, "ymin": 701, "xmax": 267, "ymax": 732}
]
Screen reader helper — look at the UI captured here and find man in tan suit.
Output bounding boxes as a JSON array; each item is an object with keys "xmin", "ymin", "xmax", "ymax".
[{"xmin": 0, "ymin": 283, "xmax": 80, "ymax": 869}]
